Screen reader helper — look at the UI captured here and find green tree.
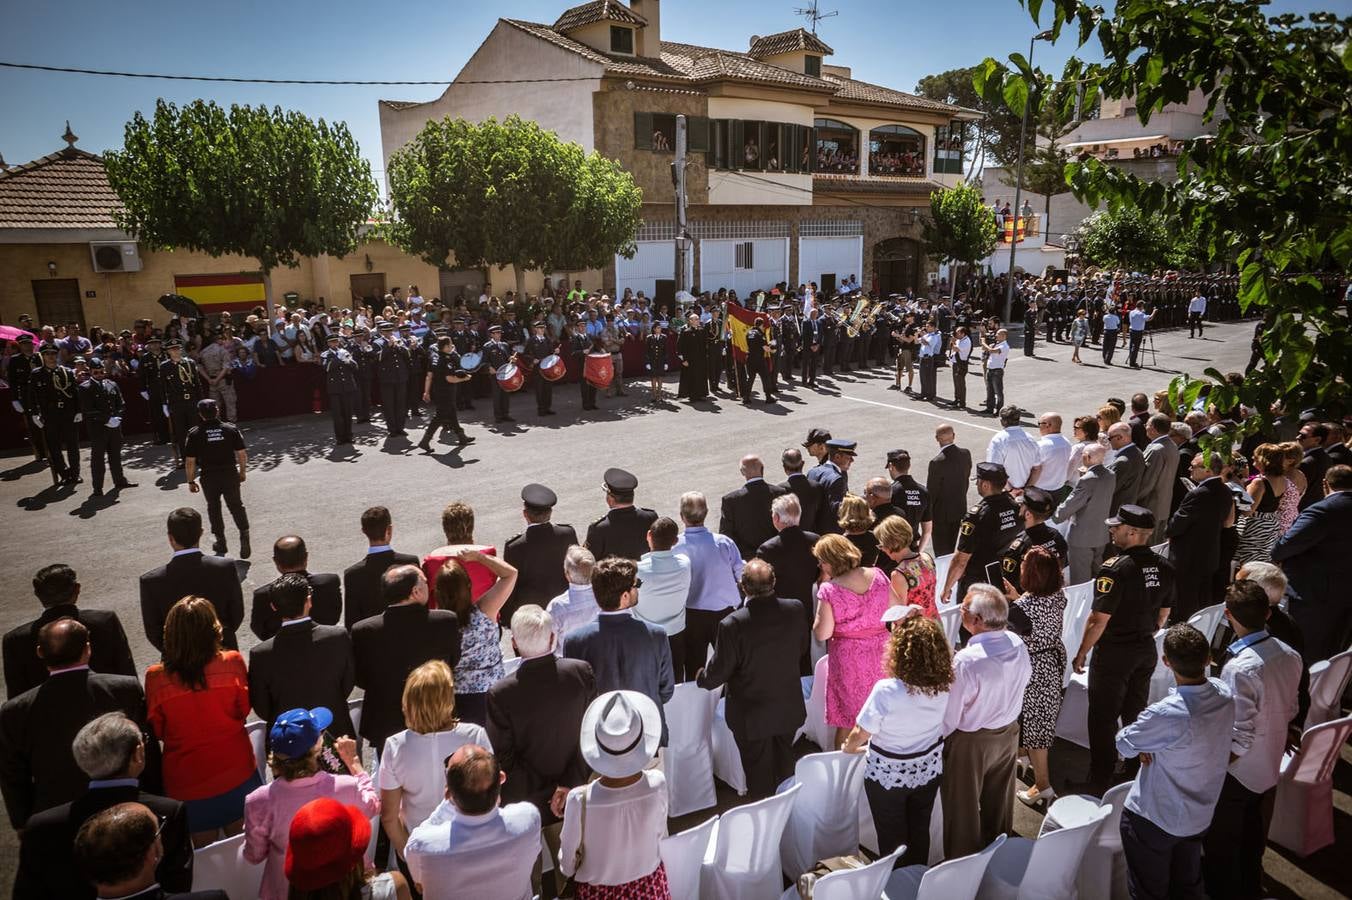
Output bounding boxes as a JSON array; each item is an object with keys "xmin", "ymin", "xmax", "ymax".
[
  {"xmin": 386, "ymin": 114, "xmax": 643, "ymax": 298},
  {"xmin": 923, "ymin": 181, "xmax": 999, "ymax": 295},
  {"xmin": 105, "ymin": 99, "xmax": 377, "ymax": 309},
  {"xmin": 916, "ymin": 67, "xmax": 1023, "ymax": 174},
  {"xmin": 974, "ymin": 0, "xmax": 1352, "ymax": 436},
  {"xmin": 1072, "ymin": 206, "xmax": 1171, "ymax": 271}
]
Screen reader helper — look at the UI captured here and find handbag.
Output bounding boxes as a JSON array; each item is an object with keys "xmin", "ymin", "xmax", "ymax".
[
  {"xmin": 557, "ymin": 785, "xmax": 589, "ymax": 899},
  {"xmin": 796, "ymin": 854, "xmax": 868, "ymax": 899}
]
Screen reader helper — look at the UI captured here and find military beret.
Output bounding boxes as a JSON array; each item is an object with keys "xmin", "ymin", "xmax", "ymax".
[
  {"xmin": 1020, "ymin": 486, "xmax": 1055, "ymax": 514},
  {"xmin": 522, "ymin": 483, "xmax": 558, "ymax": 509},
  {"xmin": 603, "ymin": 467, "xmax": 638, "ymax": 493},
  {"xmin": 975, "ymin": 462, "xmax": 1008, "ymax": 484},
  {"xmin": 803, "ymin": 428, "xmax": 832, "ymax": 447},
  {"xmin": 1106, "ymin": 504, "xmax": 1155, "ymax": 528}
]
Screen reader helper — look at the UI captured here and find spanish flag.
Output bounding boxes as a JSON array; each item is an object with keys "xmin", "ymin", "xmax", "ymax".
[
  {"xmin": 1002, "ymin": 216, "xmax": 1028, "ymax": 244},
  {"xmin": 174, "ymin": 273, "xmax": 267, "ymax": 313},
  {"xmin": 726, "ymin": 301, "xmax": 759, "ymax": 363}
]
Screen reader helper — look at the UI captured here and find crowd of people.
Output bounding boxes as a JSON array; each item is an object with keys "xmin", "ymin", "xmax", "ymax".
[{"xmin": 2, "ymin": 356, "xmax": 1350, "ymax": 899}]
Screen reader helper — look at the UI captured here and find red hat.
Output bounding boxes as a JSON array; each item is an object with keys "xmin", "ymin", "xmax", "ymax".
[{"xmin": 285, "ymin": 798, "xmax": 371, "ymax": 891}]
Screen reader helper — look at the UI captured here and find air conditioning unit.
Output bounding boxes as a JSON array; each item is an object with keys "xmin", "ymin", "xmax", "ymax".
[{"xmin": 90, "ymin": 241, "xmax": 143, "ymax": 273}]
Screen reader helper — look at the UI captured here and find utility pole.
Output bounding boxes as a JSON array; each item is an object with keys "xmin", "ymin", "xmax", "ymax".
[
  {"xmin": 673, "ymin": 114, "xmax": 690, "ymax": 299},
  {"xmin": 1004, "ymin": 30, "xmax": 1055, "ymax": 323}
]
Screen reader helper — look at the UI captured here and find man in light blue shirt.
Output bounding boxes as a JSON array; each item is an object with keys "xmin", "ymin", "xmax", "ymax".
[
  {"xmin": 1101, "ymin": 306, "xmax": 1122, "ymax": 365},
  {"xmin": 1126, "ymin": 301, "xmax": 1156, "ymax": 369},
  {"xmin": 1116, "ymin": 623, "xmax": 1235, "ymax": 900},
  {"xmin": 635, "ymin": 517, "xmax": 693, "ymax": 681},
  {"xmin": 917, "ymin": 321, "xmax": 943, "ymax": 401},
  {"xmin": 675, "ymin": 491, "xmax": 744, "ymax": 680},
  {"xmin": 545, "ymin": 546, "xmax": 599, "ymax": 656}
]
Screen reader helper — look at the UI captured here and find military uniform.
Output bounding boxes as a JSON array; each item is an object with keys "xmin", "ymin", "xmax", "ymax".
[
  {"xmin": 501, "ymin": 483, "xmax": 578, "ymax": 625},
  {"xmin": 184, "ymin": 408, "xmax": 250, "ymax": 555},
  {"xmin": 402, "ymin": 328, "xmax": 426, "ymax": 418},
  {"xmin": 888, "ymin": 468, "xmax": 931, "ymax": 551},
  {"xmin": 7, "ymin": 337, "xmax": 47, "ymax": 462},
  {"xmin": 160, "ymin": 345, "xmax": 203, "ymax": 463},
  {"xmin": 451, "ymin": 324, "xmax": 481, "ymax": 411},
  {"xmin": 569, "ymin": 326, "xmax": 599, "ymax": 411},
  {"xmin": 416, "ymin": 339, "xmax": 473, "ymax": 451},
  {"xmin": 955, "ymin": 489, "xmax": 1024, "ymax": 598},
  {"xmin": 350, "ymin": 332, "xmax": 376, "ymax": 422},
  {"xmin": 483, "ymin": 326, "xmax": 514, "ymax": 422},
  {"xmin": 77, "ymin": 361, "xmax": 133, "ymax": 495},
  {"xmin": 376, "ymin": 328, "xmax": 411, "ymax": 435},
  {"xmin": 198, "ymin": 335, "xmax": 240, "ymax": 421},
  {"xmin": 31, "ymin": 346, "xmax": 81, "ymax": 483},
  {"xmin": 522, "ymin": 327, "xmax": 557, "ymax": 415},
  {"xmin": 138, "ymin": 342, "xmax": 170, "ymax": 443},
  {"xmin": 320, "ymin": 337, "xmax": 360, "ymax": 444},
  {"xmin": 778, "ymin": 312, "xmax": 799, "ymax": 382},
  {"xmin": 743, "ymin": 321, "xmax": 775, "ymax": 403},
  {"xmin": 585, "ymin": 468, "xmax": 659, "ymax": 561}
]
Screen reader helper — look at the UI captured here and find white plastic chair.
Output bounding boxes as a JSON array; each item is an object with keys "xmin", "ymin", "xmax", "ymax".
[
  {"xmin": 1059, "ymin": 582, "xmax": 1094, "ymax": 688},
  {"xmin": 884, "ymin": 833, "xmax": 1006, "ymax": 900},
  {"xmin": 779, "ymin": 846, "xmax": 906, "ymax": 900},
  {"xmin": 976, "ymin": 805, "xmax": 1108, "ymax": 900},
  {"xmin": 793, "ymin": 675, "xmax": 814, "ymax": 744},
  {"xmin": 1040, "ymin": 783, "xmax": 1131, "ymax": 900},
  {"xmin": 702, "ymin": 783, "xmax": 801, "ymax": 900},
  {"xmin": 778, "ymin": 751, "xmax": 866, "ymax": 880},
  {"xmin": 1306, "ymin": 649, "xmax": 1352, "ymax": 728},
  {"xmin": 933, "ymin": 554, "xmax": 954, "ymax": 602},
  {"xmin": 1269, "ymin": 715, "xmax": 1352, "ymax": 857},
  {"xmin": 711, "ymin": 692, "xmax": 748, "ymax": 796},
  {"xmin": 939, "ymin": 603, "xmax": 963, "ymax": 648},
  {"xmin": 193, "ymin": 833, "xmax": 264, "ymax": 898},
  {"xmin": 664, "ymin": 682, "xmax": 719, "ymax": 817},
  {"xmin": 661, "ymin": 815, "xmax": 718, "ymax": 900},
  {"xmin": 246, "ymin": 719, "xmax": 269, "ymax": 783},
  {"xmin": 347, "ymin": 697, "xmax": 363, "ymax": 735},
  {"xmin": 799, "ymin": 654, "xmax": 835, "ymax": 752},
  {"xmin": 1187, "ymin": 602, "xmax": 1226, "ymax": 643},
  {"xmin": 1147, "ymin": 628, "xmax": 1173, "ymax": 704}
]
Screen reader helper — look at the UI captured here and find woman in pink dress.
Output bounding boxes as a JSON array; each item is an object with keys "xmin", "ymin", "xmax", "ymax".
[
  {"xmin": 812, "ymin": 534, "xmax": 895, "ymax": 748},
  {"xmin": 873, "ymin": 516, "xmax": 937, "ymax": 618}
]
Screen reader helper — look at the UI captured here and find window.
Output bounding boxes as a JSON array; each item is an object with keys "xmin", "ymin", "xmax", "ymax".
[
  {"xmin": 710, "ymin": 119, "xmax": 730, "ymax": 168},
  {"xmin": 741, "ymin": 121, "xmax": 763, "ymax": 171},
  {"xmin": 813, "ymin": 118, "xmax": 859, "ymax": 174},
  {"xmin": 804, "ymin": 54, "xmax": 822, "ymax": 78},
  {"xmin": 868, "ymin": 124, "xmax": 926, "ymax": 177},
  {"xmin": 651, "ymin": 114, "xmax": 675, "ymax": 151},
  {"xmin": 734, "ymin": 242, "xmax": 755, "ymax": 269},
  {"xmin": 610, "ymin": 25, "xmax": 634, "ymax": 54},
  {"xmin": 635, "ymin": 113, "xmax": 710, "ymax": 153},
  {"xmin": 933, "ymin": 122, "xmax": 967, "ymax": 175}
]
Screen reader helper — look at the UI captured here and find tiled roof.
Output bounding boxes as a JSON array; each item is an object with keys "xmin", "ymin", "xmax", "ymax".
[
  {"xmin": 379, "ymin": 99, "xmax": 430, "ymax": 111},
  {"xmin": 747, "ymin": 28, "xmax": 833, "ymax": 58},
  {"xmin": 822, "ymin": 74, "xmax": 961, "ymax": 114},
  {"xmin": 0, "ymin": 147, "xmax": 124, "ymax": 230},
  {"xmin": 554, "ymin": 0, "xmax": 646, "ymax": 32}
]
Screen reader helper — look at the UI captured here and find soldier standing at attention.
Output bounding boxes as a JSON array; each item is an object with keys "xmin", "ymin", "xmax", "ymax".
[
  {"xmin": 320, "ymin": 332, "xmax": 360, "ymax": 445},
  {"xmin": 7, "ymin": 332, "xmax": 47, "ymax": 463},
  {"xmin": 184, "ymin": 398, "xmax": 251, "ymax": 559},
  {"xmin": 401, "ymin": 323, "xmax": 426, "ymax": 421},
  {"xmin": 31, "ymin": 341, "xmax": 82, "ymax": 485},
  {"xmin": 939, "ymin": 462, "xmax": 1024, "ymax": 606},
  {"xmin": 376, "ymin": 322, "xmax": 411, "ymax": 436},
  {"xmin": 585, "ymin": 468, "xmax": 659, "ymax": 561},
  {"xmin": 416, "ymin": 333, "xmax": 474, "ymax": 452},
  {"xmin": 198, "ymin": 327, "xmax": 240, "ymax": 422},
  {"xmin": 644, "ymin": 319, "xmax": 668, "ymax": 401},
  {"xmin": 137, "ymin": 334, "xmax": 170, "ymax": 444},
  {"xmin": 483, "ymin": 323, "xmax": 514, "ymax": 423},
  {"xmin": 76, "ymin": 358, "xmax": 137, "ymax": 497},
  {"xmin": 522, "ymin": 319, "xmax": 558, "ymax": 416},
  {"xmin": 160, "ymin": 338, "xmax": 203, "ymax": 467},
  {"xmin": 350, "ymin": 326, "xmax": 376, "ymax": 423}
]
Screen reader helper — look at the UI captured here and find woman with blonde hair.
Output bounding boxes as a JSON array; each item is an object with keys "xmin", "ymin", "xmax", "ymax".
[
  {"xmin": 842, "ymin": 611, "xmax": 953, "ymax": 866},
  {"xmin": 813, "ymin": 534, "xmax": 894, "ymax": 747},
  {"xmin": 377, "ymin": 660, "xmax": 490, "ymax": 864},
  {"xmin": 838, "ymin": 494, "xmax": 880, "ymax": 566},
  {"xmin": 1276, "ymin": 441, "xmax": 1308, "ymax": 533},
  {"xmin": 1234, "ymin": 443, "xmax": 1291, "ymax": 564},
  {"xmin": 432, "ymin": 550, "xmax": 517, "ymax": 725},
  {"xmin": 874, "ymin": 515, "xmax": 937, "ymax": 619}
]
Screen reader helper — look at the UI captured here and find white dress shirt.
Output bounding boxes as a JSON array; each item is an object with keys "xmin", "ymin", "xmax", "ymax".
[
  {"xmin": 1034, "ymin": 433, "xmax": 1074, "ymax": 491},
  {"xmin": 635, "ymin": 549, "xmax": 692, "ymax": 636},
  {"xmin": 378, "ymin": 723, "xmax": 492, "ymax": 834},
  {"xmin": 559, "ymin": 770, "xmax": 668, "ymax": 886},
  {"xmin": 1222, "ymin": 632, "xmax": 1302, "ymax": 793},
  {"xmin": 404, "ymin": 799, "xmax": 540, "ymax": 900},
  {"xmin": 1117, "ymin": 679, "xmax": 1235, "ymax": 837},
  {"xmin": 987, "ymin": 426, "xmax": 1041, "ymax": 489},
  {"xmin": 943, "ymin": 630, "xmax": 1032, "ymax": 734},
  {"xmin": 547, "ymin": 584, "xmax": 600, "ymax": 657}
]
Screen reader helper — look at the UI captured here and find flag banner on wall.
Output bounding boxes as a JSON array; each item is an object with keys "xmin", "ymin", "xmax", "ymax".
[
  {"xmin": 726, "ymin": 300, "xmax": 758, "ymax": 362},
  {"xmin": 1001, "ymin": 217, "xmax": 1028, "ymax": 244},
  {"xmin": 173, "ymin": 273, "xmax": 267, "ymax": 313}
]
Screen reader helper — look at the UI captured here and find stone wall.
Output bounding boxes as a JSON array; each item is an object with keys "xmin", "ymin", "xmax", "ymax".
[{"xmin": 592, "ymin": 85, "xmax": 710, "ymax": 204}]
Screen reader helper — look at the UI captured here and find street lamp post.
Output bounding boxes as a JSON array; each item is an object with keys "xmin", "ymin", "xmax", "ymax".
[{"xmin": 1004, "ymin": 29, "xmax": 1056, "ymax": 323}]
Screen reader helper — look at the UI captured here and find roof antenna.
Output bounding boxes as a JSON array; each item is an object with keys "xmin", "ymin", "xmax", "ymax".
[{"xmin": 793, "ymin": 0, "xmax": 837, "ymax": 33}]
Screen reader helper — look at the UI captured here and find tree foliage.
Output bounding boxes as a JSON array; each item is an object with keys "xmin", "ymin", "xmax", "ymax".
[
  {"xmin": 386, "ymin": 115, "xmax": 643, "ymax": 294},
  {"xmin": 1073, "ymin": 206, "xmax": 1170, "ymax": 271},
  {"xmin": 924, "ymin": 181, "xmax": 999, "ymax": 273},
  {"xmin": 105, "ymin": 99, "xmax": 377, "ymax": 277},
  {"xmin": 974, "ymin": 0, "xmax": 1352, "ymax": 433}
]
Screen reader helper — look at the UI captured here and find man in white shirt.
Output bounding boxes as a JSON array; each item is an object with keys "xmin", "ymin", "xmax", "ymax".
[
  {"xmin": 949, "ymin": 325, "xmax": 973, "ymax": 409},
  {"xmin": 1126, "ymin": 301, "xmax": 1156, "ymax": 369},
  {"xmin": 1028, "ymin": 412, "xmax": 1074, "ymax": 500},
  {"xmin": 1187, "ymin": 293, "xmax": 1207, "ymax": 338},
  {"xmin": 980, "ymin": 328, "xmax": 1010, "ymax": 414},
  {"xmin": 986, "ymin": 407, "xmax": 1041, "ymax": 491},
  {"xmin": 635, "ymin": 517, "xmax": 692, "ymax": 681},
  {"xmin": 1202, "ymin": 582, "xmax": 1302, "ymax": 899},
  {"xmin": 405, "ymin": 745, "xmax": 541, "ymax": 900},
  {"xmin": 941, "ymin": 585, "xmax": 1032, "ymax": 857},
  {"xmin": 545, "ymin": 546, "xmax": 598, "ymax": 656},
  {"xmin": 917, "ymin": 321, "xmax": 943, "ymax": 401}
]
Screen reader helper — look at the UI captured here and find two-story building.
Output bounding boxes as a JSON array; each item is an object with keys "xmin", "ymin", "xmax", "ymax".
[{"xmin": 379, "ymin": 0, "xmax": 977, "ymax": 301}]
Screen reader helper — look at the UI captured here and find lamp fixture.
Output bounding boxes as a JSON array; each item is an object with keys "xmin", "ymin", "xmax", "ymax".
[
  {"xmin": 364, "ymin": 253, "xmax": 374, "ymax": 273},
  {"xmin": 47, "ymin": 260, "xmax": 57, "ymax": 276}
]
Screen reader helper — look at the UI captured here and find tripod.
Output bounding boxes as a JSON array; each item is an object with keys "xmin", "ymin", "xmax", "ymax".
[{"xmin": 1143, "ymin": 329, "xmax": 1158, "ymax": 368}]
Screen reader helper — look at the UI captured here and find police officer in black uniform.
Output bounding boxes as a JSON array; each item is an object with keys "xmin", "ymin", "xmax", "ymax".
[
  {"xmin": 939, "ymin": 462, "xmax": 1024, "ymax": 606},
  {"xmin": 160, "ymin": 339, "xmax": 203, "ymax": 466},
  {"xmin": 184, "ymin": 399, "xmax": 251, "ymax": 559},
  {"xmin": 7, "ymin": 332, "xmax": 47, "ymax": 463},
  {"xmin": 777, "ymin": 304, "xmax": 799, "ymax": 383},
  {"xmin": 585, "ymin": 467, "xmax": 659, "ymax": 561},
  {"xmin": 502, "ymin": 483, "xmax": 578, "ymax": 626},
  {"xmin": 137, "ymin": 334, "xmax": 171, "ymax": 444},
  {"xmin": 999, "ymin": 487, "xmax": 1069, "ymax": 593},
  {"xmin": 1070, "ymin": 504, "xmax": 1175, "ymax": 793},
  {"xmin": 483, "ymin": 323, "xmax": 514, "ymax": 423},
  {"xmin": 321, "ymin": 332, "xmax": 360, "ymax": 445},
  {"xmin": 885, "ymin": 449, "xmax": 931, "ymax": 551},
  {"xmin": 376, "ymin": 322, "xmax": 411, "ymax": 436},
  {"xmin": 416, "ymin": 332, "xmax": 474, "ymax": 452},
  {"xmin": 522, "ymin": 320, "xmax": 558, "ymax": 416},
  {"xmin": 77, "ymin": 357, "xmax": 136, "ymax": 497},
  {"xmin": 31, "ymin": 342, "xmax": 82, "ymax": 484},
  {"xmin": 350, "ymin": 326, "xmax": 376, "ymax": 423}
]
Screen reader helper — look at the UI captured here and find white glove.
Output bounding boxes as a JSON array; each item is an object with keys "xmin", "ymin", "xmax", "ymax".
[
  {"xmin": 162, "ymin": 404, "xmax": 170, "ymax": 417},
  {"xmin": 645, "ymin": 363, "xmax": 651, "ymax": 372},
  {"xmin": 107, "ymin": 417, "xmax": 121, "ymax": 429},
  {"xmin": 140, "ymin": 390, "xmax": 150, "ymax": 400},
  {"xmin": 74, "ymin": 413, "xmax": 83, "ymax": 424},
  {"xmin": 32, "ymin": 415, "xmax": 43, "ymax": 429},
  {"xmin": 11, "ymin": 401, "xmax": 21, "ymax": 413}
]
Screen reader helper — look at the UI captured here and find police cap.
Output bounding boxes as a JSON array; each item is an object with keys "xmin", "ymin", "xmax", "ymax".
[
  {"xmin": 325, "ymin": 332, "xmax": 341, "ymax": 342},
  {"xmin": 522, "ymin": 483, "xmax": 558, "ymax": 509},
  {"xmin": 825, "ymin": 439, "xmax": 857, "ymax": 457},
  {"xmin": 378, "ymin": 322, "xmax": 395, "ymax": 332},
  {"xmin": 603, "ymin": 467, "xmax": 638, "ymax": 493},
  {"xmin": 15, "ymin": 333, "xmax": 34, "ymax": 345},
  {"xmin": 164, "ymin": 339, "xmax": 183, "ymax": 349},
  {"xmin": 488, "ymin": 324, "xmax": 503, "ymax": 333},
  {"xmin": 72, "ymin": 356, "xmax": 88, "ymax": 366},
  {"xmin": 975, "ymin": 462, "xmax": 1008, "ymax": 486},
  {"xmin": 1105, "ymin": 504, "xmax": 1155, "ymax": 529},
  {"xmin": 88, "ymin": 357, "xmax": 104, "ymax": 369},
  {"xmin": 1020, "ymin": 486, "xmax": 1055, "ymax": 515},
  {"xmin": 38, "ymin": 341, "xmax": 59, "ymax": 355}
]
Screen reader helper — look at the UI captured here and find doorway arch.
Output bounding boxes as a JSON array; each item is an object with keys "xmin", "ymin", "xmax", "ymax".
[{"xmin": 872, "ymin": 237, "xmax": 923, "ymax": 296}]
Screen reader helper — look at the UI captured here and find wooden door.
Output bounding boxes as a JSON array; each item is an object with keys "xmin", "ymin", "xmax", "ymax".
[
  {"xmin": 31, "ymin": 279, "xmax": 85, "ymax": 330},
  {"xmin": 349, "ymin": 273, "xmax": 386, "ymax": 307}
]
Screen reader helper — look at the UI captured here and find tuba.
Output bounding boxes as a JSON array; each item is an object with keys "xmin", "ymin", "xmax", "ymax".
[{"xmin": 843, "ymin": 298, "xmax": 870, "ymax": 338}]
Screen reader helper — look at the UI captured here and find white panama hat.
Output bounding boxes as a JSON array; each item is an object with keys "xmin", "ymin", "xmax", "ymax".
[{"xmin": 580, "ymin": 690, "xmax": 661, "ymax": 778}]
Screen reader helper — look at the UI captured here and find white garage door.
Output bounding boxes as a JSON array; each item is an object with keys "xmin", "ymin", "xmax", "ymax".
[
  {"xmin": 798, "ymin": 236, "xmax": 863, "ymax": 293},
  {"xmin": 615, "ymin": 241, "xmax": 691, "ymax": 300},
  {"xmin": 699, "ymin": 238, "xmax": 788, "ymax": 297}
]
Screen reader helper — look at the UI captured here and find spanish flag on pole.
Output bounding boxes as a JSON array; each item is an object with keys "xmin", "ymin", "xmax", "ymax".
[{"xmin": 725, "ymin": 300, "xmax": 759, "ymax": 363}]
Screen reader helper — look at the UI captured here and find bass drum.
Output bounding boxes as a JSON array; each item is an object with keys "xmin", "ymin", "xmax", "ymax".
[
  {"xmin": 459, "ymin": 351, "xmax": 484, "ymax": 372},
  {"xmin": 539, "ymin": 354, "xmax": 567, "ymax": 382},
  {"xmin": 583, "ymin": 352, "xmax": 614, "ymax": 390},
  {"xmin": 496, "ymin": 362, "xmax": 525, "ymax": 392}
]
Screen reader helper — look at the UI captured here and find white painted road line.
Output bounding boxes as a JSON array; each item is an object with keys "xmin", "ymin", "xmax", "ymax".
[{"xmin": 840, "ymin": 394, "xmax": 1002, "ymax": 434}]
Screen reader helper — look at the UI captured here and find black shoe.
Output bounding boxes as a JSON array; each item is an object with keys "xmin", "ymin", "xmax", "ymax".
[
  {"xmin": 239, "ymin": 533, "xmax": 252, "ymax": 560},
  {"xmin": 503, "ymin": 415, "xmax": 515, "ymax": 422},
  {"xmin": 114, "ymin": 481, "xmax": 138, "ymax": 489},
  {"xmin": 212, "ymin": 536, "xmax": 228, "ymax": 554},
  {"xmin": 416, "ymin": 441, "xmax": 433, "ymax": 454},
  {"xmin": 457, "ymin": 434, "xmax": 475, "ymax": 445},
  {"xmin": 91, "ymin": 489, "xmax": 104, "ymax": 498}
]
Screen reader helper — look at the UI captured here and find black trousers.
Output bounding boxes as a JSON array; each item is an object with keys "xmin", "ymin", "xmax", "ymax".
[
  {"xmin": 407, "ymin": 372, "xmax": 423, "ymax": 415},
  {"xmin": 148, "ymin": 396, "xmax": 171, "ymax": 443},
  {"xmin": 1103, "ymin": 329, "xmax": 1120, "ymax": 365},
  {"xmin": 329, "ymin": 391, "xmax": 355, "ymax": 443},
  {"xmin": 744, "ymin": 364, "xmax": 771, "ymax": 401},
  {"xmin": 1188, "ymin": 311, "xmax": 1205, "ymax": 338},
  {"xmin": 932, "ymin": 517, "xmax": 961, "ymax": 556},
  {"xmin": 668, "ymin": 631, "xmax": 687, "ymax": 683},
  {"xmin": 454, "ymin": 692, "xmax": 488, "ymax": 727},
  {"xmin": 951, "ymin": 359, "xmax": 969, "ymax": 407},
  {"xmin": 865, "ymin": 771, "xmax": 940, "ymax": 868},
  {"xmin": 1087, "ymin": 639, "xmax": 1156, "ymax": 786},
  {"xmin": 1045, "ymin": 316, "xmax": 1056, "ymax": 343},
  {"xmin": 534, "ymin": 375, "xmax": 553, "ymax": 413},
  {"xmin": 983, "ymin": 368, "xmax": 1005, "ymax": 412},
  {"xmin": 42, "ymin": 415, "xmax": 80, "ymax": 480},
  {"xmin": 821, "ymin": 340, "xmax": 835, "ymax": 376},
  {"xmin": 1169, "ymin": 569, "xmax": 1215, "ymax": 625},
  {"xmin": 88, "ymin": 425, "xmax": 125, "ymax": 491},
  {"xmin": 354, "ymin": 378, "xmax": 371, "ymax": 421},
  {"xmin": 919, "ymin": 355, "xmax": 938, "ymax": 399},
  {"xmin": 168, "ymin": 403, "xmax": 195, "ymax": 459},
  {"xmin": 801, "ymin": 348, "xmax": 820, "ymax": 384},
  {"xmin": 492, "ymin": 383, "xmax": 511, "ymax": 419},
  {"xmin": 684, "ymin": 606, "xmax": 733, "ymax": 680},
  {"xmin": 380, "ymin": 381, "xmax": 408, "ymax": 433},
  {"xmin": 1128, "ymin": 330, "xmax": 1145, "ymax": 367},
  {"xmin": 1121, "ymin": 809, "xmax": 1206, "ymax": 900},
  {"xmin": 781, "ymin": 347, "xmax": 797, "ymax": 381},
  {"xmin": 418, "ymin": 395, "xmax": 465, "ymax": 447},
  {"xmin": 1202, "ymin": 774, "xmax": 1269, "ymax": 900},
  {"xmin": 736, "ymin": 730, "xmax": 796, "ymax": 800},
  {"xmin": 580, "ymin": 378, "xmax": 598, "ymax": 410},
  {"xmin": 22, "ymin": 412, "xmax": 48, "ymax": 461},
  {"xmin": 201, "ymin": 470, "xmax": 249, "ymax": 538}
]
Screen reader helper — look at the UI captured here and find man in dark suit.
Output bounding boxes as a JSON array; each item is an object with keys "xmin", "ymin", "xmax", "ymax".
[
  {"xmin": 15, "ymin": 712, "xmax": 192, "ymax": 899},
  {"xmin": 4, "ymin": 564, "xmax": 136, "ymax": 700},
  {"xmin": 342, "ymin": 505, "xmax": 419, "ymax": 630},
  {"xmin": 1166, "ymin": 453, "xmax": 1236, "ymax": 622},
  {"xmin": 1106, "ymin": 423, "xmax": 1146, "ymax": 513},
  {"xmin": 0, "ymin": 620, "xmax": 158, "ymax": 829},
  {"xmin": 248, "ymin": 573, "xmax": 356, "ymax": 743},
  {"xmin": 719, "ymin": 455, "xmax": 787, "ymax": 560},
  {"xmin": 1272, "ymin": 464, "xmax": 1352, "ymax": 664},
  {"xmin": 1127, "ymin": 393, "xmax": 1150, "ymax": 449},
  {"xmin": 501, "ymin": 483, "xmax": 578, "ymax": 627},
  {"xmin": 927, "ymin": 425, "xmax": 973, "ymax": 555},
  {"xmin": 73, "ymin": 802, "xmax": 226, "ymax": 900},
  {"xmin": 138, "ymin": 508, "xmax": 243, "ymax": 652},
  {"xmin": 755, "ymin": 493, "xmax": 821, "ymax": 675},
  {"xmin": 486, "ymin": 605, "xmax": 595, "ymax": 826},
  {"xmin": 779, "ymin": 447, "xmax": 830, "ymax": 534},
  {"xmin": 697, "ymin": 560, "xmax": 808, "ymax": 798},
  {"xmin": 1297, "ymin": 422, "xmax": 1331, "ymax": 511},
  {"xmin": 585, "ymin": 468, "xmax": 659, "ymax": 561},
  {"xmin": 250, "ymin": 535, "xmax": 342, "ymax": 641},
  {"xmin": 351, "ymin": 565, "xmax": 461, "ymax": 752}
]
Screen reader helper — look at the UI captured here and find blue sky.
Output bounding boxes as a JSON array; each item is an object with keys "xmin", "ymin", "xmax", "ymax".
[{"xmin": 0, "ymin": 0, "xmax": 1332, "ymax": 187}]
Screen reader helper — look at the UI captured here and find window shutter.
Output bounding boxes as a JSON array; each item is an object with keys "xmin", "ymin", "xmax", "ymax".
[
  {"xmin": 634, "ymin": 112, "xmax": 653, "ymax": 150},
  {"xmin": 731, "ymin": 120, "xmax": 745, "ymax": 168},
  {"xmin": 688, "ymin": 116, "xmax": 709, "ymax": 152}
]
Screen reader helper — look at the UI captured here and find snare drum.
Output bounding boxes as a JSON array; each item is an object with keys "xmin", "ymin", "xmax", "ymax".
[
  {"xmin": 539, "ymin": 354, "xmax": 567, "ymax": 382},
  {"xmin": 496, "ymin": 362, "xmax": 525, "ymax": 392},
  {"xmin": 459, "ymin": 351, "xmax": 484, "ymax": 372}
]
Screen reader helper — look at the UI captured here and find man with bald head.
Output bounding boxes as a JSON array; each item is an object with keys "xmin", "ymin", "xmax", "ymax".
[
  {"xmin": 779, "ymin": 447, "xmax": 829, "ymax": 534},
  {"xmin": 928, "ymin": 424, "xmax": 973, "ymax": 555},
  {"xmin": 1054, "ymin": 443, "xmax": 1118, "ymax": 584},
  {"xmin": 720, "ymin": 454, "xmax": 788, "ymax": 560},
  {"xmin": 249, "ymin": 533, "xmax": 342, "ymax": 641},
  {"xmin": 74, "ymin": 802, "xmax": 226, "ymax": 899},
  {"xmin": 1106, "ymin": 422, "xmax": 1146, "ymax": 515},
  {"xmin": 0, "ymin": 619, "xmax": 155, "ymax": 829}
]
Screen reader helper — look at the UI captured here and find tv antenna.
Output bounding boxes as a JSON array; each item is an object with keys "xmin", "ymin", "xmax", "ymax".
[{"xmin": 794, "ymin": 0, "xmax": 837, "ymax": 33}]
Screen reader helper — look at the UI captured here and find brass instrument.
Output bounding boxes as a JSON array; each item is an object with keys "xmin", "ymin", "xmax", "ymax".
[{"xmin": 843, "ymin": 298, "xmax": 871, "ymax": 338}]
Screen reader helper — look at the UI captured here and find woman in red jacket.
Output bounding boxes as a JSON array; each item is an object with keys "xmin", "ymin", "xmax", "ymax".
[{"xmin": 145, "ymin": 595, "xmax": 260, "ymax": 847}]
